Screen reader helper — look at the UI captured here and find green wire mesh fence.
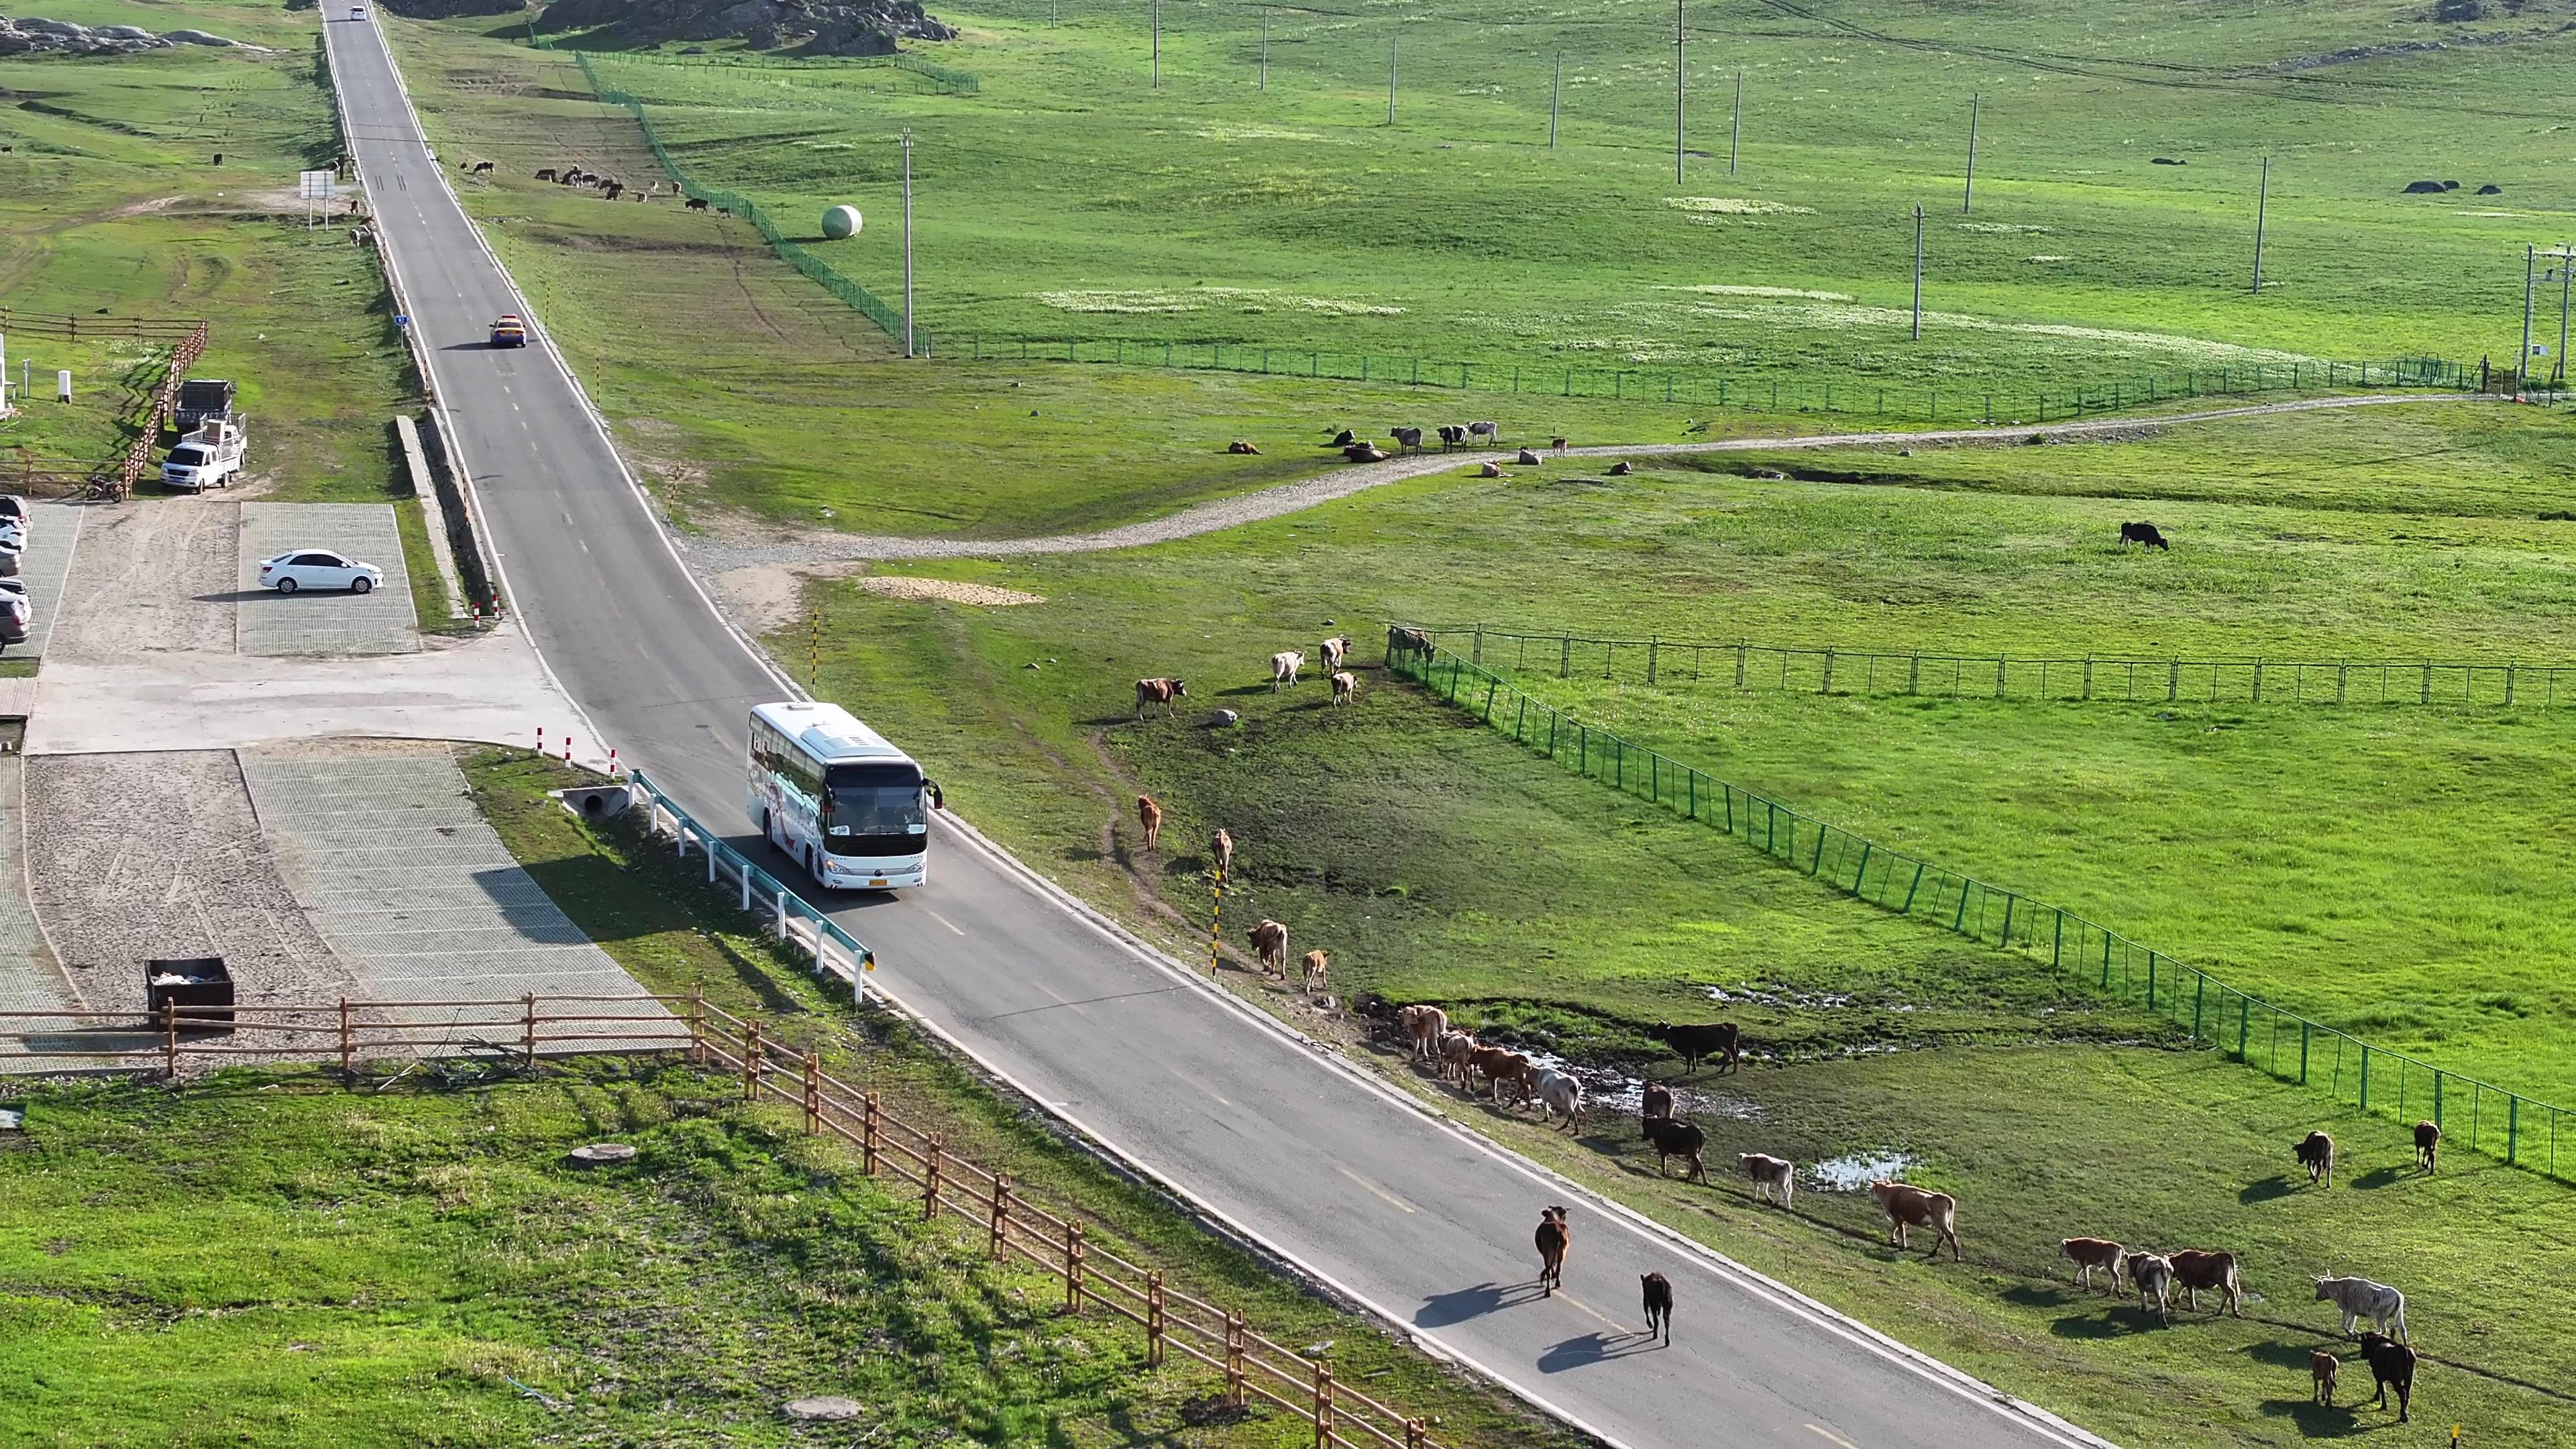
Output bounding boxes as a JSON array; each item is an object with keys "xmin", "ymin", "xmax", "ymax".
[
  {"xmin": 1424, "ymin": 625, "xmax": 2576, "ymax": 710},
  {"xmin": 1387, "ymin": 625, "xmax": 2569, "ymax": 1183}
]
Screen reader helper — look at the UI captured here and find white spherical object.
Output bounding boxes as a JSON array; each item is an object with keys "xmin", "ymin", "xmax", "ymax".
[{"xmin": 822, "ymin": 204, "xmax": 863, "ymax": 240}]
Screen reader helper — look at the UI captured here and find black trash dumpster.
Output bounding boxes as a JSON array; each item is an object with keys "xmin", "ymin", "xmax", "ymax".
[{"xmin": 145, "ymin": 957, "xmax": 235, "ymax": 1030}]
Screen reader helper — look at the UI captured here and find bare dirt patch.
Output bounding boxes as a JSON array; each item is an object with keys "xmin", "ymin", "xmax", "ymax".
[
  {"xmin": 857, "ymin": 575, "xmax": 1044, "ymax": 608},
  {"xmin": 710, "ymin": 564, "xmax": 1045, "ymax": 636},
  {"xmin": 48, "ymin": 497, "xmax": 238, "ymax": 658}
]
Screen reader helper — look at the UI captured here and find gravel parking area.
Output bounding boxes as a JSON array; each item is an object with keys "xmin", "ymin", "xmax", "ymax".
[
  {"xmin": 22, "ymin": 751, "xmax": 358, "ymax": 1051},
  {"xmin": 241, "ymin": 745, "xmax": 667, "ymax": 1051},
  {"xmin": 238, "ymin": 502, "xmax": 418, "ymax": 657},
  {"xmin": 3, "ymin": 500, "xmax": 83, "ymax": 661},
  {"xmin": 46, "ymin": 495, "xmax": 236, "ymax": 659}
]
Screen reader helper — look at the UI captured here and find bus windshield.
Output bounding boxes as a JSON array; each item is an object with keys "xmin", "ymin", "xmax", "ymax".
[{"xmin": 823, "ymin": 762, "xmax": 925, "ymax": 856}]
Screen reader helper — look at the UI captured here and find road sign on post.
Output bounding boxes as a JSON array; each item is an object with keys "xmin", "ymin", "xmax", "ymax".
[{"xmin": 299, "ymin": 168, "xmax": 335, "ymax": 229}]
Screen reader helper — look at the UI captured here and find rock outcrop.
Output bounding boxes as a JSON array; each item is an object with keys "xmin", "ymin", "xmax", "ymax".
[
  {"xmin": 537, "ymin": 0, "xmax": 955, "ymax": 56},
  {"xmin": 0, "ymin": 14, "xmax": 258, "ymax": 54}
]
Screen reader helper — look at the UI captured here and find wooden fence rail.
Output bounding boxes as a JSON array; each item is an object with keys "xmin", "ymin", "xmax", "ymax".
[{"xmin": 1, "ymin": 991, "xmax": 1449, "ymax": 1444}]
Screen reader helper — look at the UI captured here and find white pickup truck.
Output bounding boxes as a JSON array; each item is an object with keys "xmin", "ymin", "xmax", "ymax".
[{"xmin": 162, "ymin": 417, "xmax": 246, "ymax": 492}]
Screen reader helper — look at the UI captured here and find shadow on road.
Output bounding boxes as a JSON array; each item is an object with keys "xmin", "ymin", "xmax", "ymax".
[
  {"xmin": 1538, "ymin": 1330, "xmax": 1662, "ymax": 1373},
  {"xmin": 1415, "ymin": 1281, "xmax": 1547, "ymax": 1328}
]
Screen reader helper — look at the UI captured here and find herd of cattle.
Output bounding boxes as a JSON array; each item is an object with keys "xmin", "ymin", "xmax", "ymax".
[
  {"xmin": 1389, "ymin": 999, "xmax": 2434, "ymax": 1421},
  {"xmin": 462, "ymin": 157, "xmax": 715, "ymax": 208}
]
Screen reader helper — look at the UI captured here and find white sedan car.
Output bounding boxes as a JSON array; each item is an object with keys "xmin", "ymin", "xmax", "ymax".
[{"xmin": 259, "ymin": 549, "xmax": 384, "ymax": 594}]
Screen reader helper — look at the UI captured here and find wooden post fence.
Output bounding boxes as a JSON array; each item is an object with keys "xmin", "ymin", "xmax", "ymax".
[
  {"xmin": 741, "ymin": 1019, "xmax": 763, "ymax": 1099},
  {"xmin": 989, "ymin": 1173, "xmax": 1012, "ymax": 1258},
  {"xmin": 802, "ymin": 1051, "xmax": 822, "ymax": 1135},
  {"xmin": 1146, "ymin": 1271, "xmax": 1167, "ymax": 1366},
  {"xmin": 338, "ymin": 998, "xmax": 354, "ymax": 1078},
  {"xmin": 862, "ymin": 1091, "xmax": 881, "ymax": 1175},
  {"xmin": 1065, "ymin": 1220, "xmax": 1086, "ymax": 1314},
  {"xmin": 925, "ymin": 1132, "xmax": 945, "ymax": 1220}
]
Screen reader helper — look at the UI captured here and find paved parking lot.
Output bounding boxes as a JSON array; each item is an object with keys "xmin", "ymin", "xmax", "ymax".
[
  {"xmin": 237, "ymin": 502, "xmax": 418, "ymax": 657},
  {"xmin": 240, "ymin": 747, "xmax": 669, "ymax": 1051},
  {"xmin": 5, "ymin": 500, "xmax": 84, "ymax": 661}
]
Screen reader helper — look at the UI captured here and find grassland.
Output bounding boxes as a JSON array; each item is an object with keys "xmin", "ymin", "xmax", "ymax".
[
  {"xmin": 0, "ymin": 0, "xmax": 418, "ymax": 500},
  {"xmin": 546, "ymin": 0, "xmax": 2576, "ymax": 396},
  {"xmin": 0, "ymin": 751, "xmax": 1573, "ymax": 1448}
]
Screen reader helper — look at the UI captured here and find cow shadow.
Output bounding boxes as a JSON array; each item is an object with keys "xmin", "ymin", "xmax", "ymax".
[
  {"xmin": 2253, "ymin": 1399, "xmax": 2367, "ymax": 1438},
  {"xmin": 2001, "ymin": 1283, "xmax": 2082, "ymax": 1310},
  {"xmin": 2351, "ymin": 1166, "xmax": 2411, "ymax": 1191},
  {"xmin": 2241, "ymin": 1174, "xmax": 2304, "ymax": 1204},
  {"xmin": 1415, "ymin": 1281, "xmax": 1546, "ymax": 1328},
  {"xmin": 2047, "ymin": 1305, "xmax": 2166, "ymax": 1338},
  {"xmin": 1218, "ymin": 684, "xmax": 1277, "ymax": 698},
  {"xmin": 1536, "ymin": 1331, "xmax": 1660, "ymax": 1373},
  {"xmin": 2249, "ymin": 1340, "xmax": 2334, "ymax": 1370}
]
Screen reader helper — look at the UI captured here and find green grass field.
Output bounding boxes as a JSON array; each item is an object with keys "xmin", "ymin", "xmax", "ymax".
[
  {"xmin": 361, "ymin": 6, "xmax": 2576, "ymax": 1442},
  {"xmin": 0, "ymin": 0, "xmax": 419, "ymax": 499},
  {"xmin": 547, "ymin": 0, "xmax": 2575, "ymax": 397}
]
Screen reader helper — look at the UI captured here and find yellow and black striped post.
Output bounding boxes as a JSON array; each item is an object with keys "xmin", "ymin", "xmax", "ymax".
[{"xmin": 1208, "ymin": 863, "xmax": 1226, "ymax": 977}]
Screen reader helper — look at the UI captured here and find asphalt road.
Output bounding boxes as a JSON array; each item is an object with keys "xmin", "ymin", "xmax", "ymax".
[{"xmin": 327, "ymin": 17, "xmax": 2108, "ymax": 1447}]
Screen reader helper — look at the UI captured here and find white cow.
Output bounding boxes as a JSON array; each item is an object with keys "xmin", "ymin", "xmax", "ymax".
[
  {"xmin": 1737, "ymin": 1152, "xmax": 1795, "ymax": 1209},
  {"xmin": 1271, "ymin": 650, "xmax": 1305, "ymax": 691},
  {"xmin": 2316, "ymin": 1275, "xmax": 2408, "ymax": 1344},
  {"xmin": 1532, "ymin": 1069, "xmax": 1583, "ymax": 1131},
  {"xmin": 1467, "ymin": 420, "xmax": 1499, "ymax": 444}
]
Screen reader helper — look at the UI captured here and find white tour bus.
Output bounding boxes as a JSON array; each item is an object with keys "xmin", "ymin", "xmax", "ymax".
[{"xmin": 747, "ymin": 702, "xmax": 941, "ymax": 891}]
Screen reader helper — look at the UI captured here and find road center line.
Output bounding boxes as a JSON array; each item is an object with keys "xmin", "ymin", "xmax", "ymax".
[{"xmin": 1338, "ymin": 1167, "xmax": 1417, "ymax": 1214}]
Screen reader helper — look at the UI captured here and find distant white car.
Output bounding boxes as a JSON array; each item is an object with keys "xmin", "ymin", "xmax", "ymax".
[{"xmin": 259, "ymin": 549, "xmax": 383, "ymax": 594}]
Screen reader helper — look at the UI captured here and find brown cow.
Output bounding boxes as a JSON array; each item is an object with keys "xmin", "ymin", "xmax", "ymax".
[
  {"xmin": 1136, "ymin": 795, "xmax": 1164, "ymax": 851},
  {"xmin": 2167, "ymin": 1249, "xmax": 2243, "ymax": 1316},
  {"xmin": 2295, "ymin": 1130, "xmax": 2334, "ymax": 1187},
  {"xmin": 1226, "ymin": 439, "xmax": 1262, "ymax": 454},
  {"xmin": 1870, "ymin": 1181, "xmax": 1962, "ymax": 1261},
  {"xmin": 1640, "ymin": 1271, "xmax": 1672, "ymax": 1344},
  {"xmin": 1330, "ymin": 671, "xmax": 1357, "ymax": 706},
  {"xmin": 1470, "ymin": 1046, "xmax": 1535, "ymax": 1107},
  {"xmin": 2060, "ymin": 1237, "xmax": 2125, "ymax": 1293},
  {"xmin": 1437, "ymin": 1030, "xmax": 1479, "ymax": 1083},
  {"xmin": 1398, "ymin": 1004, "xmax": 1448, "ymax": 1059},
  {"xmin": 1534, "ymin": 1206, "xmax": 1570, "ymax": 1295},
  {"xmin": 2415, "ymin": 1120, "xmax": 2440, "ymax": 1173},
  {"xmin": 1300, "ymin": 949, "xmax": 1329, "ymax": 992},
  {"xmin": 1319, "ymin": 635, "xmax": 1353, "ymax": 673},
  {"xmin": 2311, "ymin": 1349, "xmax": 2340, "ymax": 1407},
  {"xmin": 1640, "ymin": 1080, "xmax": 1674, "ymax": 1123},
  {"xmin": 1551, "ymin": 435, "xmax": 1569, "ymax": 453},
  {"xmin": 1246, "ymin": 918, "xmax": 1289, "ymax": 977},
  {"xmin": 1210, "ymin": 826, "xmax": 1234, "ymax": 877},
  {"xmin": 1134, "ymin": 676, "xmax": 1187, "ymax": 718}
]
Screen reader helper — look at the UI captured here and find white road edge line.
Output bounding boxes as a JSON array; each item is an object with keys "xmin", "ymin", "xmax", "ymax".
[{"xmin": 339, "ymin": 19, "xmax": 2116, "ymax": 1448}]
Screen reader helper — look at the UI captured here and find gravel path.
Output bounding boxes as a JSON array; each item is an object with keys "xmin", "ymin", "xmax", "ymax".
[
  {"xmin": 49, "ymin": 496, "xmax": 238, "ymax": 659},
  {"xmin": 678, "ymin": 393, "xmax": 2467, "ymax": 572}
]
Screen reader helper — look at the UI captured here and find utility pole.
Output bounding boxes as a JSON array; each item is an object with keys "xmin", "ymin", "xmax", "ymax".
[
  {"xmin": 1550, "ymin": 51, "xmax": 1561, "ymax": 149},
  {"xmin": 2251, "ymin": 156, "xmax": 2269, "ymax": 294},
  {"xmin": 1259, "ymin": 8, "xmax": 1267, "ymax": 91},
  {"xmin": 901, "ymin": 128, "xmax": 915, "ymax": 359},
  {"xmin": 1962, "ymin": 93, "xmax": 1979, "ymax": 213},
  {"xmin": 1674, "ymin": 0, "xmax": 1686, "ymax": 188},
  {"xmin": 1151, "ymin": 0, "xmax": 1160, "ymax": 88},
  {"xmin": 2522, "ymin": 243, "xmax": 2537, "ymax": 390},
  {"xmin": 1049, "ymin": 0, "xmax": 1055, "ymax": 26},
  {"xmin": 1913, "ymin": 205, "xmax": 1925, "ymax": 339},
  {"xmin": 1729, "ymin": 69, "xmax": 1742, "ymax": 174},
  {"xmin": 1387, "ymin": 34, "xmax": 1397, "ymax": 125}
]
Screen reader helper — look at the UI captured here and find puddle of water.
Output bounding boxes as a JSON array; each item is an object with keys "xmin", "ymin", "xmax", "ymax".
[
  {"xmin": 1707, "ymin": 984, "xmax": 1853, "ymax": 1009},
  {"xmin": 1595, "ymin": 1075, "xmax": 1763, "ymax": 1121},
  {"xmin": 1809, "ymin": 1150, "xmax": 1915, "ymax": 1193}
]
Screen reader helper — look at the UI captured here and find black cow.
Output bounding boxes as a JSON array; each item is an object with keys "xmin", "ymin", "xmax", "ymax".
[
  {"xmin": 2358, "ymin": 1332, "xmax": 2415, "ymax": 1423},
  {"xmin": 1640, "ymin": 1272, "xmax": 1673, "ymax": 1344},
  {"xmin": 2119, "ymin": 521, "xmax": 2170, "ymax": 551},
  {"xmin": 1652, "ymin": 1021, "xmax": 1741, "ymax": 1076},
  {"xmin": 1640, "ymin": 1115, "xmax": 1707, "ymax": 1181},
  {"xmin": 686, "ymin": 197, "xmax": 710, "ymax": 211}
]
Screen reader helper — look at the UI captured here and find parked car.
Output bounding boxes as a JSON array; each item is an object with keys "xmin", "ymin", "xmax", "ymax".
[
  {"xmin": 0, "ymin": 522, "xmax": 22, "ymax": 580},
  {"xmin": 0, "ymin": 495, "xmax": 28, "ymax": 532},
  {"xmin": 0, "ymin": 578, "xmax": 30, "ymax": 648},
  {"xmin": 258, "ymin": 549, "xmax": 383, "ymax": 595}
]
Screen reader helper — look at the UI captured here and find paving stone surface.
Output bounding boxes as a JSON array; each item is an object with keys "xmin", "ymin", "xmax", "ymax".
[{"xmin": 238, "ymin": 502, "xmax": 417, "ymax": 657}]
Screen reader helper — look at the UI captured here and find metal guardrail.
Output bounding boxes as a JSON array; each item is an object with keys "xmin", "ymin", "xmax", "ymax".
[
  {"xmin": 625, "ymin": 768, "xmax": 875, "ymax": 989},
  {"xmin": 1389, "ymin": 627, "xmax": 2571, "ymax": 1184}
]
